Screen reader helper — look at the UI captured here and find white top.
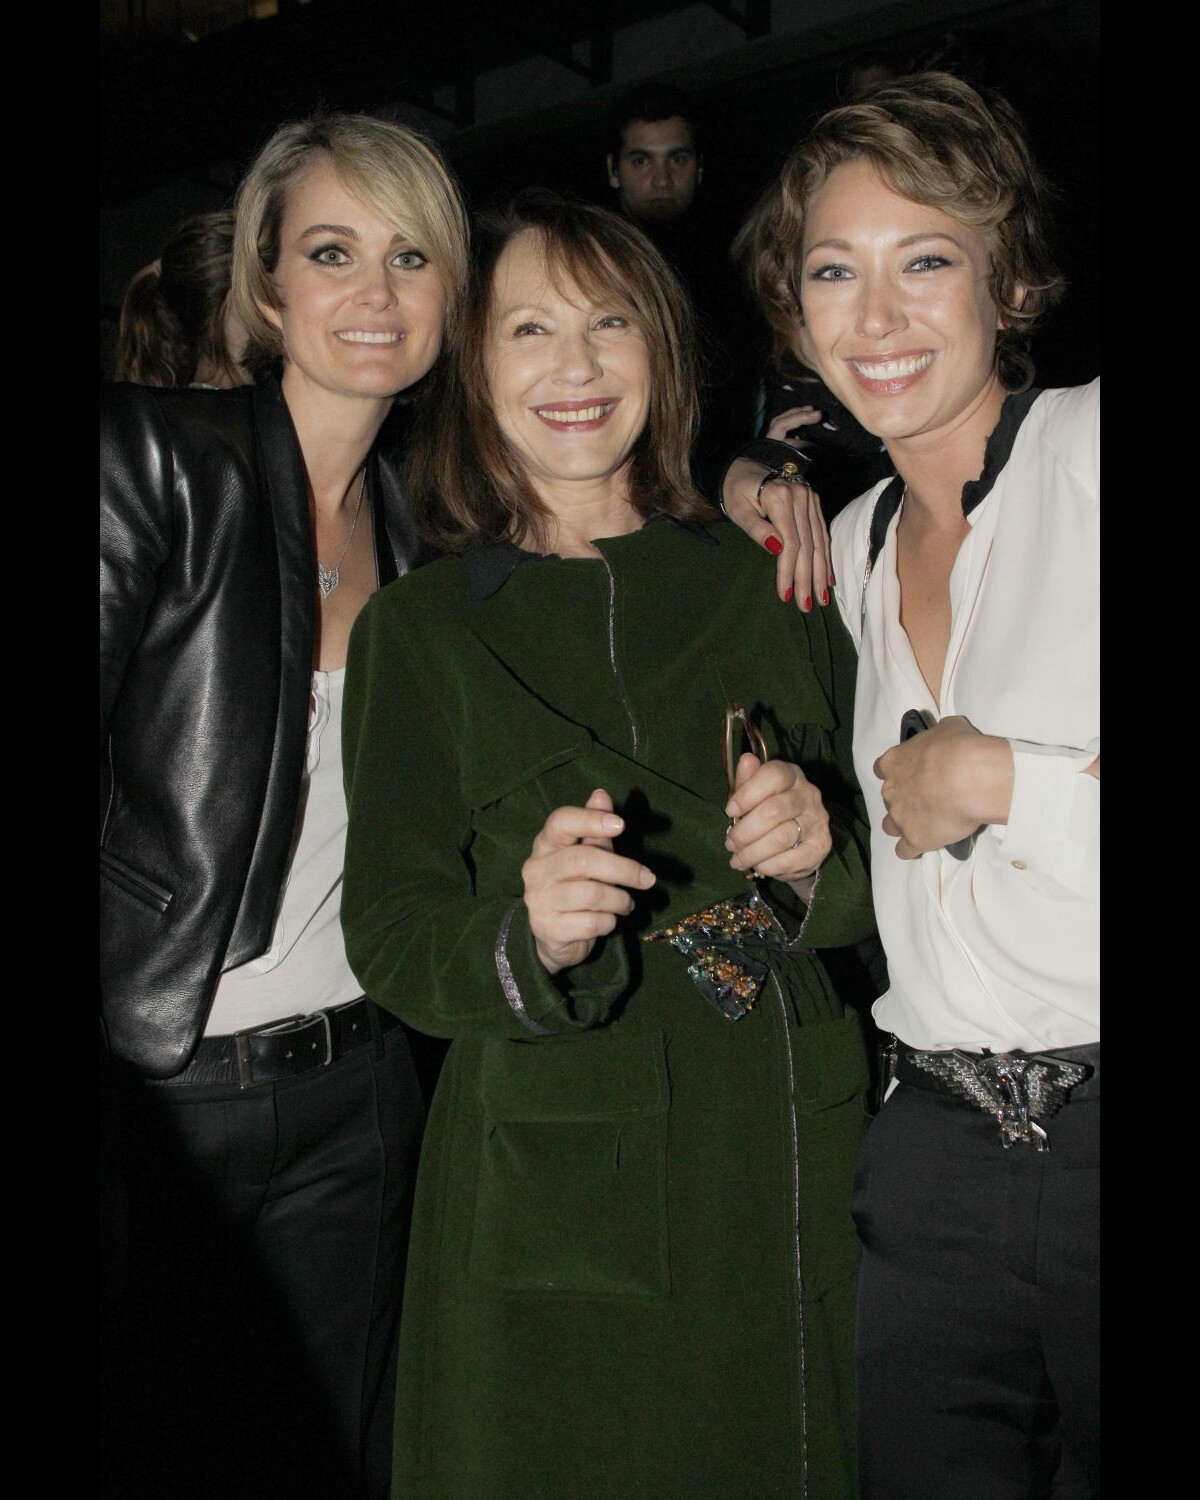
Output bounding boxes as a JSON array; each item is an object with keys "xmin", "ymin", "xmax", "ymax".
[
  {"xmin": 830, "ymin": 381, "xmax": 1100, "ymax": 1052},
  {"xmin": 204, "ymin": 668, "xmax": 363, "ymax": 1036}
]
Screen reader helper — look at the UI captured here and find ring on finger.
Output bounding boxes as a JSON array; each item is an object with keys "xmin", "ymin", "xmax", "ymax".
[
  {"xmin": 755, "ymin": 460, "xmax": 809, "ymax": 505},
  {"xmin": 789, "ymin": 817, "xmax": 804, "ymax": 850}
]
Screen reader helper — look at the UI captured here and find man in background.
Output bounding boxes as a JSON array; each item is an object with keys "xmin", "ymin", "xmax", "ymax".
[
  {"xmin": 605, "ymin": 83, "xmax": 752, "ymax": 496},
  {"xmin": 607, "ymin": 84, "xmax": 702, "ymax": 227}
]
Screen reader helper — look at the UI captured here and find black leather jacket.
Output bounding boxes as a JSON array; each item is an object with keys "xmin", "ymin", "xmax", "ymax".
[{"xmin": 100, "ymin": 375, "xmax": 432, "ymax": 1078}]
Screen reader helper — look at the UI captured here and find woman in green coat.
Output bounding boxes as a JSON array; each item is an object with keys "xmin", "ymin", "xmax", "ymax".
[{"xmin": 342, "ymin": 193, "xmax": 876, "ymax": 1500}]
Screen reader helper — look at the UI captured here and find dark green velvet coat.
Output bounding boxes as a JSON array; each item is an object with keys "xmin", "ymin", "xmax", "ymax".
[{"xmin": 342, "ymin": 517, "xmax": 876, "ymax": 1500}]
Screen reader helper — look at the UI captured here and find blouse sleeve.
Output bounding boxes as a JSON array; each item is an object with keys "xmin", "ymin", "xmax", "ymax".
[
  {"xmin": 993, "ymin": 740, "xmax": 1099, "ymax": 901},
  {"xmin": 993, "ymin": 381, "xmax": 1101, "ymax": 900},
  {"xmin": 341, "ymin": 588, "xmax": 630, "ymax": 1041}
]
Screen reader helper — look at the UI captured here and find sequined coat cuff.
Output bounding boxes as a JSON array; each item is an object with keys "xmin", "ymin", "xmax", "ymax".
[{"xmin": 494, "ymin": 901, "xmax": 631, "ymax": 1035}]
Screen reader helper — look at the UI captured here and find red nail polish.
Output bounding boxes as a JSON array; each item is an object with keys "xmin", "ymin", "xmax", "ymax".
[
  {"xmin": 821, "ymin": 588, "xmax": 829, "ymax": 606},
  {"xmin": 804, "ymin": 596, "xmax": 813, "ymax": 612},
  {"xmin": 784, "ymin": 585, "xmax": 794, "ymax": 603},
  {"xmin": 764, "ymin": 535, "xmax": 784, "ymax": 556}
]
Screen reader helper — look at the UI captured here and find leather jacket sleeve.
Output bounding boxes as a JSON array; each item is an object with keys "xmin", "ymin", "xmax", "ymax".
[
  {"xmin": 99, "ymin": 378, "xmax": 431, "ymax": 1077},
  {"xmin": 101, "ymin": 387, "xmax": 174, "ymax": 757},
  {"xmin": 100, "ymin": 383, "xmax": 296, "ymax": 1077}
]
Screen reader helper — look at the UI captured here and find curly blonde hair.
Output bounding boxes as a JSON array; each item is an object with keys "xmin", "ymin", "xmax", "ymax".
[
  {"xmin": 777, "ymin": 73, "xmax": 1065, "ymax": 391},
  {"xmin": 731, "ymin": 179, "xmax": 795, "ymax": 363}
]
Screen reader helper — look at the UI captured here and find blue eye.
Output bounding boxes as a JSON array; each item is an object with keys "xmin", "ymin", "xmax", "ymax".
[
  {"xmin": 809, "ymin": 263, "xmax": 853, "ymax": 282},
  {"xmin": 909, "ymin": 254, "xmax": 952, "ymax": 272}
]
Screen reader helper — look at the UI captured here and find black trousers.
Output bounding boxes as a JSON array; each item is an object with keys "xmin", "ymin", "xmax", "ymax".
[
  {"xmin": 852, "ymin": 1080, "xmax": 1100, "ymax": 1499},
  {"xmin": 101, "ymin": 1016, "xmax": 424, "ymax": 1500}
]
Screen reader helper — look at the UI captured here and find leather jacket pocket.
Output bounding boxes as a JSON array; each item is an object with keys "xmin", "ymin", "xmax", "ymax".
[
  {"xmin": 99, "ymin": 848, "xmax": 174, "ymax": 914},
  {"xmin": 470, "ymin": 1029, "xmax": 670, "ymax": 1296}
]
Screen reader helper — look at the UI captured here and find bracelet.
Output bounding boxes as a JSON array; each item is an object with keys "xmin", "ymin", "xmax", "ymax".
[{"xmin": 736, "ymin": 438, "xmax": 814, "ymax": 475}]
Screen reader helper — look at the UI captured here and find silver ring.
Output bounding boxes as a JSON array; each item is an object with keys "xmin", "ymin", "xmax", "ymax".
[
  {"xmin": 790, "ymin": 817, "xmax": 803, "ymax": 849},
  {"xmin": 755, "ymin": 461, "xmax": 810, "ymax": 505}
]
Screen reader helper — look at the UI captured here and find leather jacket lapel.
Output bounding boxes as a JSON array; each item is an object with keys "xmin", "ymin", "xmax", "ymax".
[
  {"xmin": 223, "ymin": 377, "xmax": 315, "ymax": 967},
  {"xmin": 250, "ymin": 373, "xmax": 314, "ymax": 718}
]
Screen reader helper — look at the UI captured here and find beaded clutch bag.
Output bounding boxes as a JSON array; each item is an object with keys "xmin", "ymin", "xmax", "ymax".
[{"xmin": 643, "ymin": 706, "xmax": 803, "ymax": 1021}]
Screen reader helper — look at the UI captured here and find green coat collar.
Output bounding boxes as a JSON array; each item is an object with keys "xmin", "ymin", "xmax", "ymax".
[{"xmin": 463, "ymin": 512, "xmax": 716, "ymax": 600}]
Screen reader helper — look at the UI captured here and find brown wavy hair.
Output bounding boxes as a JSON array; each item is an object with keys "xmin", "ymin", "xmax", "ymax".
[
  {"xmin": 407, "ymin": 191, "xmax": 708, "ymax": 553},
  {"xmin": 115, "ymin": 212, "xmax": 245, "ymax": 388},
  {"xmin": 778, "ymin": 72, "xmax": 1065, "ymax": 392}
]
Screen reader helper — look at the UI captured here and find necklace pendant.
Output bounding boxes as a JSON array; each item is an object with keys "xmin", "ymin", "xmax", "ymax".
[{"xmin": 315, "ymin": 467, "xmax": 365, "ymax": 601}]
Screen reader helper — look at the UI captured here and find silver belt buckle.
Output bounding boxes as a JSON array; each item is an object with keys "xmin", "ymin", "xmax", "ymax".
[
  {"xmin": 906, "ymin": 1048, "xmax": 1089, "ymax": 1151},
  {"xmin": 234, "ymin": 1011, "xmax": 332, "ymax": 1089}
]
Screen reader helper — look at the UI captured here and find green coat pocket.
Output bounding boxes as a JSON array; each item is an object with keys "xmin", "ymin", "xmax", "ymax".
[
  {"xmin": 791, "ymin": 1014, "xmax": 870, "ymax": 1301},
  {"xmin": 792, "ymin": 1013, "xmax": 870, "ymax": 1112},
  {"xmin": 471, "ymin": 1029, "xmax": 670, "ymax": 1297}
]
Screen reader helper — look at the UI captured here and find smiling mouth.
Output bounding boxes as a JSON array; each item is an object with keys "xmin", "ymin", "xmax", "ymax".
[
  {"xmin": 534, "ymin": 401, "xmax": 618, "ymax": 427},
  {"xmin": 849, "ymin": 353, "xmax": 933, "ymax": 381},
  {"xmin": 335, "ymin": 330, "xmax": 404, "ymax": 345}
]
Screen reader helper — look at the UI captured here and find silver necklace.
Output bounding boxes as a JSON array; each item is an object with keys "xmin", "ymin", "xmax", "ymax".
[{"xmin": 316, "ymin": 468, "xmax": 366, "ymax": 599}]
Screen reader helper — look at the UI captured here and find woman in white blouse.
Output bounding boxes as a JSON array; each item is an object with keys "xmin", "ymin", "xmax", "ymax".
[{"xmin": 723, "ymin": 73, "xmax": 1099, "ymax": 1499}]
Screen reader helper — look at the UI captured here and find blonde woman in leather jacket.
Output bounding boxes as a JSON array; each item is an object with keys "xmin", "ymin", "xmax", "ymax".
[{"xmin": 100, "ymin": 113, "xmax": 466, "ymax": 1500}]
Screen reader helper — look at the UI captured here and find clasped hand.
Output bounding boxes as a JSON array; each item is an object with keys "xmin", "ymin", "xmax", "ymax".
[
  {"xmin": 522, "ymin": 789, "xmax": 655, "ymax": 975},
  {"xmin": 725, "ymin": 752, "xmax": 830, "ymax": 888},
  {"xmin": 873, "ymin": 715, "xmax": 1013, "ymax": 860}
]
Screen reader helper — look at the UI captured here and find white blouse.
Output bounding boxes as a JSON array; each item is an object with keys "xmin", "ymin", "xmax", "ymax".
[
  {"xmin": 830, "ymin": 381, "xmax": 1100, "ymax": 1052},
  {"xmin": 204, "ymin": 667, "xmax": 363, "ymax": 1036}
]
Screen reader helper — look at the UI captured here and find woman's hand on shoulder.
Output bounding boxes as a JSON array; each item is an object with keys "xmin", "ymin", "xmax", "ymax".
[
  {"xmin": 724, "ymin": 753, "xmax": 831, "ymax": 889},
  {"xmin": 522, "ymin": 789, "xmax": 656, "ymax": 975},
  {"xmin": 720, "ymin": 412, "xmax": 833, "ymax": 614}
]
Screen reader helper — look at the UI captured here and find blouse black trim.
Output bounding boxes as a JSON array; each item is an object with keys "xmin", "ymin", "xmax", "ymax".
[{"xmin": 866, "ymin": 386, "xmax": 1043, "ymax": 573}]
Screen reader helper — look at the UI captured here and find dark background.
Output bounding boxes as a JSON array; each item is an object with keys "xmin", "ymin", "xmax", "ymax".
[{"xmin": 100, "ymin": 0, "xmax": 1100, "ymax": 389}]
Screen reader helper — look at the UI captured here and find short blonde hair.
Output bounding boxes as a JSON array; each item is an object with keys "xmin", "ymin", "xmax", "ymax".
[
  {"xmin": 231, "ymin": 113, "xmax": 469, "ymax": 370},
  {"xmin": 778, "ymin": 73, "xmax": 1065, "ymax": 391}
]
